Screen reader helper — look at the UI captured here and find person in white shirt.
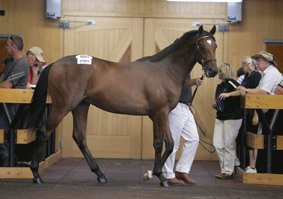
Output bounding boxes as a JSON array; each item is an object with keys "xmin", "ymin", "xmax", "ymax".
[
  {"xmin": 239, "ymin": 51, "xmax": 283, "ymax": 96},
  {"xmin": 239, "ymin": 51, "xmax": 283, "ymax": 173}
]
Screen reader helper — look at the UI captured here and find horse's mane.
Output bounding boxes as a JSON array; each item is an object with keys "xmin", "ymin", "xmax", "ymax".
[{"xmin": 137, "ymin": 30, "xmax": 215, "ymax": 63}]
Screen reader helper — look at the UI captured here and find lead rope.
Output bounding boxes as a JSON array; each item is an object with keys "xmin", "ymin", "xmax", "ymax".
[{"xmin": 189, "ymin": 75, "xmax": 215, "ymax": 153}]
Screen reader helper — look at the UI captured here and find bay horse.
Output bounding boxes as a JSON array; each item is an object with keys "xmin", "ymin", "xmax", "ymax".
[{"xmin": 28, "ymin": 25, "xmax": 218, "ymax": 187}]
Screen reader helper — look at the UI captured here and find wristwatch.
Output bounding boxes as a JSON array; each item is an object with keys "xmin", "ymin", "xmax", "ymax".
[
  {"xmin": 245, "ymin": 89, "xmax": 248, "ymax": 94},
  {"xmin": 279, "ymin": 80, "xmax": 283, "ymax": 88}
]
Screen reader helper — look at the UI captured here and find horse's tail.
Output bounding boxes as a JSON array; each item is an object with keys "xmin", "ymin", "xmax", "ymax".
[{"xmin": 27, "ymin": 63, "xmax": 54, "ymax": 128}]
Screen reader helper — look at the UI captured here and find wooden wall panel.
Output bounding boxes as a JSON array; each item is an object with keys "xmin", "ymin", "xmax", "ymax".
[
  {"xmin": 62, "ymin": 0, "xmax": 226, "ymax": 18},
  {"xmin": 61, "ymin": 17, "xmax": 143, "ymax": 159}
]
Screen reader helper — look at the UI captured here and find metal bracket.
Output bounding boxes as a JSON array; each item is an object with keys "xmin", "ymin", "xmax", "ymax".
[
  {"xmin": 59, "ymin": 22, "xmax": 70, "ymax": 29},
  {"xmin": 4, "ymin": 129, "xmax": 17, "ymax": 144},
  {"xmin": 59, "ymin": 19, "xmax": 96, "ymax": 29},
  {"xmin": 264, "ymin": 135, "xmax": 277, "ymax": 150},
  {"xmin": 218, "ymin": 25, "xmax": 229, "ymax": 32},
  {"xmin": 271, "ymin": 136, "xmax": 277, "ymax": 150}
]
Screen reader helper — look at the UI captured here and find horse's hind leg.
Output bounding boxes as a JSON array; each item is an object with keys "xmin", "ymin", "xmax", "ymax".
[
  {"xmin": 72, "ymin": 102, "xmax": 107, "ymax": 184},
  {"xmin": 31, "ymin": 110, "xmax": 66, "ymax": 184}
]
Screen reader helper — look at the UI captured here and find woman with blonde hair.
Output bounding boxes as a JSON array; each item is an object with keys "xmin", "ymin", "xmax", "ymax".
[
  {"xmin": 219, "ymin": 56, "xmax": 261, "ymax": 173},
  {"xmin": 220, "ymin": 56, "xmax": 261, "ymax": 99},
  {"xmin": 212, "ymin": 62, "xmax": 243, "ymax": 179}
]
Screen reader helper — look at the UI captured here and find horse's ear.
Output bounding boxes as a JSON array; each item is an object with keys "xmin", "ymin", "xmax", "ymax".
[
  {"xmin": 198, "ymin": 25, "xmax": 203, "ymax": 35},
  {"xmin": 210, "ymin": 25, "xmax": 216, "ymax": 35}
]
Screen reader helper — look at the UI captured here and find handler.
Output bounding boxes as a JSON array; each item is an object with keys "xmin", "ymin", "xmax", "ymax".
[{"xmin": 162, "ymin": 75, "xmax": 203, "ymax": 186}]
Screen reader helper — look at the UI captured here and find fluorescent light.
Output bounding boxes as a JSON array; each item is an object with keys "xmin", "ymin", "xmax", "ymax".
[{"xmin": 167, "ymin": 0, "xmax": 242, "ymax": 2}]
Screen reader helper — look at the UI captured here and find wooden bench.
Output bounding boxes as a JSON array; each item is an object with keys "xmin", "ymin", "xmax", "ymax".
[
  {"xmin": 0, "ymin": 89, "xmax": 61, "ymax": 178},
  {"xmin": 236, "ymin": 94, "xmax": 283, "ymax": 186}
]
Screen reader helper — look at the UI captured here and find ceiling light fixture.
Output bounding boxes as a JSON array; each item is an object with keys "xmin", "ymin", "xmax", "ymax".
[{"xmin": 167, "ymin": 0, "xmax": 242, "ymax": 2}]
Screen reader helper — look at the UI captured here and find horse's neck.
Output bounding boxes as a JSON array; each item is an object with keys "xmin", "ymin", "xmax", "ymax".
[{"xmin": 167, "ymin": 43, "xmax": 198, "ymax": 83}]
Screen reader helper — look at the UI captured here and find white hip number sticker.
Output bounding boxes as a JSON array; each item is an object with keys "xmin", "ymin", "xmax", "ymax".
[{"xmin": 76, "ymin": 55, "xmax": 93, "ymax": 65}]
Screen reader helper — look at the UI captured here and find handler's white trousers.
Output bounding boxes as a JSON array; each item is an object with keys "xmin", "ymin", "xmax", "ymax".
[
  {"xmin": 213, "ymin": 118, "xmax": 242, "ymax": 175},
  {"xmin": 162, "ymin": 103, "xmax": 199, "ymax": 180}
]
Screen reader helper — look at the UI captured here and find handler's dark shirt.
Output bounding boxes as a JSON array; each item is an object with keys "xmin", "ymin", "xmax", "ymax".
[{"xmin": 179, "ymin": 75, "xmax": 192, "ymax": 103}]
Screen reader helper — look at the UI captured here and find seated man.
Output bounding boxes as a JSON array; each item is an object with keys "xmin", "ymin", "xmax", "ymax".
[
  {"xmin": 0, "ymin": 36, "xmax": 29, "ymax": 166},
  {"xmin": 26, "ymin": 47, "xmax": 45, "ymax": 89}
]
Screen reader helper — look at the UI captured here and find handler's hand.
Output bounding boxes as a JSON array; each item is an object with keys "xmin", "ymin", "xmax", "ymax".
[
  {"xmin": 189, "ymin": 105, "xmax": 195, "ymax": 114},
  {"xmin": 195, "ymin": 78, "xmax": 203, "ymax": 86}
]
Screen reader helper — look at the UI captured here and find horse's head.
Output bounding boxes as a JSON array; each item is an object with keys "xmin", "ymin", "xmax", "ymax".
[{"xmin": 196, "ymin": 25, "xmax": 218, "ymax": 78}]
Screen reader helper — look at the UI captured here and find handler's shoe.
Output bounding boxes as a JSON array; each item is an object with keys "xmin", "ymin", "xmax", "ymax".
[
  {"xmin": 167, "ymin": 178, "xmax": 185, "ymax": 186},
  {"xmin": 175, "ymin": 171, "xmax": 196, "ymax": 184},
  {"xmin": 215, "ymin": 173, "xmax": 233, "ymax": 179}
]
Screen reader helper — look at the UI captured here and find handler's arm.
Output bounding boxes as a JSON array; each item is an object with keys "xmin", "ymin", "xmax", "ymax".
[{"xmin": 183, "ymin": 78, "xmax": 203, "ymax": 88}]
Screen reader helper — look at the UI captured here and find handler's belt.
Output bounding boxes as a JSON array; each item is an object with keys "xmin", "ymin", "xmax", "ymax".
[{"xmin": 179, "ymin": 101, "xmax": 190, "ymax": 105}]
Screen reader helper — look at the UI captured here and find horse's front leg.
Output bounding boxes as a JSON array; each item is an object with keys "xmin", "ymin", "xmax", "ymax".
[{"xmin": 145, "ymin": 111, "xmax": 174, "ymax": 187}]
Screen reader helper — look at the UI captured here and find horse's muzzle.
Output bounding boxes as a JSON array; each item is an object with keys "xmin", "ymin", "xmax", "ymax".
[
  {"xmin": 202, "ymin": 58, "xmax": 217, "ymax": 78},
  {"xmin": 205, "ymin": 67, "xmax": 218, "ymax": 78}
]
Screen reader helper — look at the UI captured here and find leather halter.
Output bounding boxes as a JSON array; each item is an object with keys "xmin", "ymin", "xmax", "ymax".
[{"xmin": 196, "ymin": 35, "xmax": 217, "ymax": 67}]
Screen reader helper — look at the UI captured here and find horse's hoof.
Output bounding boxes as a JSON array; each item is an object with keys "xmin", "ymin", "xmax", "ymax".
[
  {"xmin": 143, "ymin": 170, "xmax": 153, "ymax": 181},
  {"xmin": 160, "ymin": 181, "xmax": 170, "ymax": 188},
  {"xmin": 33, "ymin": 177, "xmax": 43, "ymax": 184},
  {"xmin": 97, "ymin": 176, "xmax": 107, "ymax": 184}
]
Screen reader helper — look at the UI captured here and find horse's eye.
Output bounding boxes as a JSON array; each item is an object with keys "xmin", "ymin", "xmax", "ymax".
[{"xmin": 200, "ymin": 45, "xmax": 206, "ymax": 51}]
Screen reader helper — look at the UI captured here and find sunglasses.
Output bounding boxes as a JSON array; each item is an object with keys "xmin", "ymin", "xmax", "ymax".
[{"xmin": 9, "ymin": 35, "xmax": 17, "ymax": 47}]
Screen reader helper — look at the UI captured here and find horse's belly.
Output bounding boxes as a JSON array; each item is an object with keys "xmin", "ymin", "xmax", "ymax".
[{"xmin": 90, "ymin": 94, "xmax": 149, "ymax": 116}]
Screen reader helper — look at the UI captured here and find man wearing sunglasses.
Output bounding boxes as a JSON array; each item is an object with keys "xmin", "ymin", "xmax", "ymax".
[
  {"xmin": 1, "ymin": 36, "xmax": 29, "ymax": 89},
  {"xmin": 0, "ymin": 35, "xmax": 29, "ymax": 166}
]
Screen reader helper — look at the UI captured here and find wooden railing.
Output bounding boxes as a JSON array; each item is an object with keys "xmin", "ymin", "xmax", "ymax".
[
  {"xmin": 0, "ymin": 89, "xmax": 61, "ymax": 179},
  {"xmin": 238, "ymin": 94, "xmax": 283, "ymax": 185},
  {"xmin": 0, "ymin": 89, "xmax": 51, "ymax": 104},
  {"xmin": 0, "ymin": 89, "xmax": 52, "ymax": 145}
]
